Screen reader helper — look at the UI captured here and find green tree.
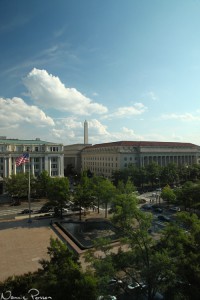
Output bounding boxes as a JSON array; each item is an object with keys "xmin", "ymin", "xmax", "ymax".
[
  {"xmin": 146, "ymin": 162, "xmax": 160, "ymax": 187},
  {"xmin": 99, "ymin": 178, "xmax": 116, "ymax": 218},
  {"xmin": 175, "ymin": 181, "xmax": 200, "ymax": 211},
  {"xmin": 35, "ymin": 170, "xmax": 50, "ymax": 197},
  {"xmin": 160, "ymin": 212, "xmax": 200, "ymax": 300},
  {"xmin": 38, "ymin": 238, "xmax": 97, "ymax": 300},
  {"xmin": 88, "ymin": 193, "xmax": 174, "ymax": 300},
  {"xmin": 47, "ymin": 177, "xmax": 70, "ymax": 218},
  {"xmin": 90, "ymin": 176, "xmax": 116, "ymax": 217},
  {"xmin": 116, "ymin": 177, "xmax": 136, "ymax": 195},
  {"xmin": 161, "ymin": 185, "xmax": 176, "ymax": 205},
  {"xmin": 0, "ymin": 238, "xmax": 97, "ymax": 300},
  {"xmin": 74, "ymin": 172, "xmax": 93, "ymax": 220},
  {"xmin": 160, "ymin": 163, "xmax": 179, "ymax": 186},
  {"xmin": 5, "ymin": 173, "xmax": 37, "ymax": 201}
]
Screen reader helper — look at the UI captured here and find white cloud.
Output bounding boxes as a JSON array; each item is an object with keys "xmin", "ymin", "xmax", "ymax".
[
  {"xmin": 0, "ymin": 97, "xmax": 54, "ymax": 127},
  {"xmin": 23, "ymin": 68, "xmax": 108, "ymax": 115},
  {"xmin": 161, "ymin": 112, "xmax": 200, "ymax": 121},
  {"xmin": 103, "ymin": 102, "xmax": 147, "ymax": 120},
  {"xmin": 147, "ymin": 91, "xmax": 159, "ymax": 101}
]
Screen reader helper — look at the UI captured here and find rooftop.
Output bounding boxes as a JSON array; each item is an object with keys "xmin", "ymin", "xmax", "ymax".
[
  {"xmin": 0, "ymin": 138, "xmax": 62, "ymax": 145},
  {"xmin": 85, "ymin": 141, "xmax": 199, "ymax": 149}
]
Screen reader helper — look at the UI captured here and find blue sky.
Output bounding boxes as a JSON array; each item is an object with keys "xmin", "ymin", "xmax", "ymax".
[{"xmin": 1, "ymin": 0, "xmax": 200, "ymax": 145}]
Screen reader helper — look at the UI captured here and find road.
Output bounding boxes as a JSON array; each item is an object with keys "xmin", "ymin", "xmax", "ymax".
[{"xmin": 0, "ymin": 199, "xmax": 47, "ymax": 220}]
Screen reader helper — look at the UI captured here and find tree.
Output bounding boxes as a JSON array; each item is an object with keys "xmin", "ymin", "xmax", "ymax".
[
  {"xmin": 90, "ymin": 176, "xmax": 116, "ymax": 217},
  {"xmin": 159, "ymin": 212, "xmax": 200, "ymax": 300},
  {"xmin": 161, "ymin": 185, "xmax": 176, "ymax": 205},
  {"xmin": 74, "ymin": 172, "xmax": 93, "ymax": 220},
  {"xmin": 47, "ymin": 177, "xmax": 70, "ymax": 218},
  {"xmin": 5, "ymin": 173, "xmax": 37, "ymax": 201},
  {"xmin": 116, "ymin": 177, "xmax": 136, "ymax": 195},
  {"xmin": 0, "ymin": 238, "xmax": 97, "ymax": 300},
  {"xmin": 146, "ymin": 162, "xmax": 161, "ymax": 187},
  {"xmin": 98, "ymin": 178, "xmax": 116, "ymax": 218},
  {"xmin": 38, "ymin": 238, "xmax": 97, "ymax": 300},
  {"xmin": 87, "ymin": 193, "xmax": 174, "ymax": 300},
  {"xmin": 160, "ymin": 163, "xmax": 179, "ymax": 186},
  {"xmin": 35, "ymin": 170, "xmax": 50, "ymax": 197}
]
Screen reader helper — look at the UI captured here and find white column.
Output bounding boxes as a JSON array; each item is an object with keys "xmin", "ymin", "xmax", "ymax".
[
  {"xmin": 45, "ymin": 156, "xmax": 49, "ymax": 174},
  {"xmin": 49, "ymin": 157, "xmax": 51, "ymax": 176},
  {"xmin": 40, "ymin": 157, "xmax": 43, "ymax": 173},
  {"xmin": 3, "ymin": 158, "xmax": 7, "ymax": 177},
  {"xmin": 8, "ymin": 157, "xmax": 12, "ymax": 176}
]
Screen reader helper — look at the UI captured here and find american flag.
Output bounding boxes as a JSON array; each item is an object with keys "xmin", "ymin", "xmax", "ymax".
[{"xmin": 15, "ymin": 153, "xmax": 29, "ymax": 167}]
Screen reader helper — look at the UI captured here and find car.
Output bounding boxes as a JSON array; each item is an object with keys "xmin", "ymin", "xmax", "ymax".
[
  {"xmin": 21, "ymin": 209, "xmax": 33, "ymax": 214},
  {"xmin": 169, "ymin": 206, "xmax": 181, "ymax": 212},
  {"xmin": 38, "ymin": 207, "xmax": 51, "ymax": 213},
  {"xmin": 108, "ymin": 278, "xmax": 123, "ymax": 286},
  {"xmin": 157, "ymin": 215, "xmax": 171, "ymax": 222},
  {"xmin": 127, "ymin": 281, "xmax": 140, "ymax": 290},
  {"xmin": 153, "ymin": 207, "xmax": 163, "ymax": 213},
  {"xmin": 141, "ymin": 204, "xmax": 152, "ymax": 210},
  {"xmin": 143, "ymin": 291, "xmax": 164, "ymax": 300},
  {"xmin": 97, "ymin": 296, "xmax": 117, "ymax": 300},
  {"xmin": 71, "ymin": 206, "xmax": 84, "ymax": 211},
  {"xmin": 10, "ymin": 201, "xmax": 21, "ymax": 206},
  {"xmin": 62, "ymin": 208, "xmax": 69, "ymax": 213}
]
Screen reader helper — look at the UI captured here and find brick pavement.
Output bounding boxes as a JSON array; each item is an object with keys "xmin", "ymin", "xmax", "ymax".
[{"xmin": 0, "ymin": 218, "xmax": 58, "ymax": 282}]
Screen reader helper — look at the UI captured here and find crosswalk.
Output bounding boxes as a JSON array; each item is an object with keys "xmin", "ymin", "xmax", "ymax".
[{"xmin": 0, "ymin": 204, "xmax": 43, "ymax": 218}]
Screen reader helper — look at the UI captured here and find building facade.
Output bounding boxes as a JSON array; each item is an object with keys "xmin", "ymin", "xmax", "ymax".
[
  {"xmin": 81, "ymin": 141, "xmax": 200, "ymax": 178},
  {"xmin": 64, "ymin": 143, "xmax": 91, "ymax": 174},
  {"xmin": 0, "ymin": 137, "xmax": 64, "ymax": 179}
]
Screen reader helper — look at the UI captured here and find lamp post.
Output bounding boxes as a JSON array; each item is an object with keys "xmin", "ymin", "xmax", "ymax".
[
  {"xmin": 155, "ymin": 177, "xmax": 161, "ymax": 205},
  {"xmin": 27, "ymin": 148, "xmax": 32, "ymax": 224}
]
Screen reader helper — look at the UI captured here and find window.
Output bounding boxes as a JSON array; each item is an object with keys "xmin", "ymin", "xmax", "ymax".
[
  {"xmin": 50, "ymin": 146, "xmax": 59, "ymax": 152},
  {"xmin": 51, "ymin": 157, "xmax": 57, "ymax": 162}
]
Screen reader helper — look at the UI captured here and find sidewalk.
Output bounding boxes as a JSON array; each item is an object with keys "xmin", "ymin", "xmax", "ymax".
[{"xmin": 0, "ymin": 218, "xmax": 58, "ymax": 282}]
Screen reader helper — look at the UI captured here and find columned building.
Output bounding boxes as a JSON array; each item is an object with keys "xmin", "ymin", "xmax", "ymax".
[
  {"xmin": 81, "ymin": 141, "xmax": 200, "ymax": 178},
  {"xmin": 0, "ymin": 137, "xmax": 64, "ymax": 179}
]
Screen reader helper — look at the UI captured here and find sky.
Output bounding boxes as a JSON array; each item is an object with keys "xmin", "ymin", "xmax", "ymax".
[{"xmin": 1, "ymin": 0, "xmax": 200, "ymax": 146}]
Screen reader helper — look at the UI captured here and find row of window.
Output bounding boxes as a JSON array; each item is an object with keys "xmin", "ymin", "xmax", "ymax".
[
  {"xmin": 0, "ymin": 146, "xmax": 62, "ymax": 152},
  {"xmin": 83, "ymin": 162, "xmax": 118, "ymax": 167},
  {"xmin": 83, "ymin": 156, "xmax": 118, "ymax": 161}
]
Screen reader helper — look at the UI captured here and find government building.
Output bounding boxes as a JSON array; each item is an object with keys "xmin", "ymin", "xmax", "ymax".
[
  {"xmin": 81, "ymin": 141, "xmax": 200, "ymax": 178},
  {"xmin": 0, "ymin": 137, "xmax": 64, "ymax": 179}
]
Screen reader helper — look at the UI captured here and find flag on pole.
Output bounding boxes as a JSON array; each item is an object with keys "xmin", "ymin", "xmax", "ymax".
[{"xmin": 15, "ymin": 153, "xmax": 29, "ymax": 167}]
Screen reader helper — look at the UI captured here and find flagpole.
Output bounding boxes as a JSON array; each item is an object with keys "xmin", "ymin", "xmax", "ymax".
[{"xmin": 27, "ymin": 151, "xmax": 32, "ymax": 223}]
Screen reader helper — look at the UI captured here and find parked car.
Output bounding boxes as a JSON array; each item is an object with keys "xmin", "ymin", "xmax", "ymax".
[
  {"xmin": 141, "ymin": 204, "xmax": 152, "ymax": 210},
  {"xmin": 21, "ymin": 209, "xmax": 33, "ymax": 214},
  {"xmin": 157, "ymin": 215, "xmax": 171, "ymax": 222},
  {"xmin": 127, "ymin": 281, "xmax": 140, "ymax": 290},
  {"xmin": 169, "ymin": 206, "xmax": 181, "ymax": 212},
  {"xmin": 10, "ymin": 201, "xmax": 21, "ymax": 206},
  {"xmin": 153, "ymin": 207, "xmax": 163, "ymax": 213},
  {"xmin": 97, "ymin": 296, "xmax": 117, "ymax": 300},
  {"xmin": 108, "ymin": 278, "xmax": 123, "ymax": 286}
]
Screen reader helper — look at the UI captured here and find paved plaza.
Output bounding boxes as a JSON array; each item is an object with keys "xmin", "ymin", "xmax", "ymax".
[{"xmin": 0, "ymin": 217, "xmax": 58, "ymax": 282}]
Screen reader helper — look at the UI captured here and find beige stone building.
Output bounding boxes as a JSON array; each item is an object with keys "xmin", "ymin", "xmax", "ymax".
[
  {"xmin": 0, "ymin": 137, "xmax": 64, "ymax": 179},
  {"xmin": 81, "ymin": 141, "xmax": 200, "ymax": 178},
  {"xmin": 64, "ymin": 143, "xmax": 91, "ymax": 174}
]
